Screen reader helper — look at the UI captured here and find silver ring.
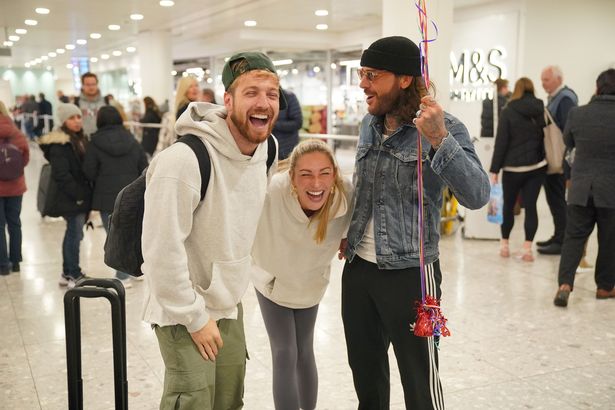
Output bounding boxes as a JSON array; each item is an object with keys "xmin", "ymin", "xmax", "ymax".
[{"xmin": 416, "ymin": 110, "xmax": 422, "ymax": 118}]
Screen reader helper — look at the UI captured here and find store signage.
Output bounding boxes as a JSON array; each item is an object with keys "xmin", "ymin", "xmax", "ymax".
[{"xmin": 449, "ymin": 47, "xmax": 507, "ymax": 102}]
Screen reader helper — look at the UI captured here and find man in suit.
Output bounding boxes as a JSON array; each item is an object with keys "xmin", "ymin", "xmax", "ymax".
[{"xmin": 553, "ymin": 69, "xmax": 615, "ymax": 307}]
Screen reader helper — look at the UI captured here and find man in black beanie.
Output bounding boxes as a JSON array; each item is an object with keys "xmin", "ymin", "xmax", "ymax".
[{"xmin": 340, "ymin": 36, "xmax": 490, "ymax": 409}]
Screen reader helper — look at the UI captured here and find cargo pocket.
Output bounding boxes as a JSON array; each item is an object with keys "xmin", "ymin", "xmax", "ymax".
[{"xmin": 154, "ymin": 325, "xmax": 215, "ymax": 396}]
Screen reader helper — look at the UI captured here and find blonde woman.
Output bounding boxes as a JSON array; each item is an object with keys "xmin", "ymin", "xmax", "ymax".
[
  {"xmin": 174, "ymin": 76, "xmax": 199, "ymax": 120},
  {"xmin": 251, "ymin": 139, "xmax": 353, "ymax": 410}
]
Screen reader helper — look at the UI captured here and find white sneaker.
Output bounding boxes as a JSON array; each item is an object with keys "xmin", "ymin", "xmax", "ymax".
[
  {"xmin": 67, "ymin": 277, "xmax": 78, "ymax": 289},
  {"xmin": 116, "ymin": 277, "xmax": 132, "ymax": 289},
  {"xmin": 60, "ymin": 274, "xmax": 86, "ymax": 289},
  {"xmin": 58, "ymin": 275, "xmax": 70, "ymax": 286}
]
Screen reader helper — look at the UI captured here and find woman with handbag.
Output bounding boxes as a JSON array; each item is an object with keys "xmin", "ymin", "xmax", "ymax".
[
  {"xmin": 489, "ymin": 77, "xmax": 547, "ymax": 261},
  {"xmin": 251, "ymin": 139, "xmax": 353, "ymax": 410},
  {"xmin": 39, "ymin": 103, "xmax": 92, "ymax": 289},
  {"xmin": 0, "ymin": 101, "xmax": 29, "ymax": 275}
]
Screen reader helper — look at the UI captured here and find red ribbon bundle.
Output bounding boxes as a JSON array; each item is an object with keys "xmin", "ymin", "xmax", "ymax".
[{"xmin": 414, "ymin": 295, "xmax": 451, "ymax": 338}]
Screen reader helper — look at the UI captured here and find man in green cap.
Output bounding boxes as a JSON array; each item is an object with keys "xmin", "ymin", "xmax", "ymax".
[{"xmin": 141, "ymin": 51, "xmax": 281, "ymax": 409}]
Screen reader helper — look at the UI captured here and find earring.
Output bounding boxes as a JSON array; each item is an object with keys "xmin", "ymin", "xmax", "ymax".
[
  {"xmin": 330, "ymin": 186, "xmax": 335, "ymax": 195},
  {"xmin": 291, "ymin": 185, "xmax": 297, "ymax": 196}
]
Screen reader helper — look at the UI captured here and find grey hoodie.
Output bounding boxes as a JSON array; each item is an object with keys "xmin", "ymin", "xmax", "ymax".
[
  {"xmin": 77, "ymin": 92, "xmax": 106, "ymax": 137},
  {"xmin": 141, "ymin": 102, "xmax": 277, "ymax": 332}
]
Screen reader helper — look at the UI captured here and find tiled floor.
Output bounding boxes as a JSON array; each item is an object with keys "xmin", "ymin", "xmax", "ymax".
[{"xmin": 1, "ymin": 142, "xmax": 614, "ymax": 410}]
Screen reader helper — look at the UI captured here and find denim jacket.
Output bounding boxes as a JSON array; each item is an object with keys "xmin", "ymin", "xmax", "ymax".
[{"xmin": 345, "ymin": 112, "xmax": 490, "ymax": 269}]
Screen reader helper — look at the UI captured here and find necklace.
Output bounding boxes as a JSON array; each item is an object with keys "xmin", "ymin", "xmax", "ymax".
[{"xmin": 384, "ymin": 116, "xmax": 397, "ymax": 133}]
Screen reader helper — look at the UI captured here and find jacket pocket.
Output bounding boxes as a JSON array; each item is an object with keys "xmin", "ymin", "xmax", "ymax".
[
  {"xmin": 197, "ymin": 255, "xmax": 252, "ymax": 311},
  {"xmin": 391, "ymin": 149, "xmax": 422, "ymax": 253},
  {"xmin": 270, "ymin": 266, "xmax": 330, "ymax": 307}
]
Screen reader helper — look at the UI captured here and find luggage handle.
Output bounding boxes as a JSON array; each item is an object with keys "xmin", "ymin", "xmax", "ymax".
[{"xmin": 64, "ymin": 281, "xmax": 128, "ymax": 410}]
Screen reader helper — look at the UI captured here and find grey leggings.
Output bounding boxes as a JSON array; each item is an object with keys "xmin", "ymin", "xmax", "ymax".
[{"xmin": 255, "ymin": 290, "xmax": 319, "ymax": 410}]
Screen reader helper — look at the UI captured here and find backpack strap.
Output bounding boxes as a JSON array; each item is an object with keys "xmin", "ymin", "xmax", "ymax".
[
  {"xmin": 176, "ymin": 134, "xmax": 210, "ymax": 201},
  {"xmin": 266, "ymin": 135, "xmax": 276, "ymax": 172}
]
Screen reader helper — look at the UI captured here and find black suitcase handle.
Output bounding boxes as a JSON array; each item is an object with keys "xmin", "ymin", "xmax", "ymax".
[{"xmin": 64, "ymin": 279, "xmax": 128, "ymax": 410}]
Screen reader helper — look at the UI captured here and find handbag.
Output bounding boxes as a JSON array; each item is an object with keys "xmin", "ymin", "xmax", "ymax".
[
  {"xmin": 37, "ymin": 163, "xmax": 61, "ymax": 217},
  {"xmin": 543, "ymin": 109, "xmax": 565, "ymax": 175},
  {"xmin": 487, "ymin": 183, "xmax": 503, "ymax": 225}
]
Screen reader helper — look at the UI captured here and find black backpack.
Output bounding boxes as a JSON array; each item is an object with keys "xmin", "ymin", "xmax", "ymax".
[{"xmin": 103, "ymin": 134, "xmax": 276, "ymax": 277}]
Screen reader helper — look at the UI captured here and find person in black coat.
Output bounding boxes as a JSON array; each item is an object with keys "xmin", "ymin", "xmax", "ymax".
[
  {"xmin": 553, "ymin": 69, "xmax": 615, "ymax": 307},
  {"xmin": 83, "ymin": 106, "xmax": 148, "ymax": 286},
  {"xmin": 38, "ymin": 103, "xmax": 92, "ymax": 288},
  {"xmin": 489, "ymin": 77, "xmax": 546, "ymax": 262},
  {"xmin": 480, "ymin": 78, "xmax": 510, "ymax": 137},
  {"xmin": 140, "ymin": 96, "xmax": 162, "ymax": 157},
  {"xmin": 272, "ymin": 89, "xmax": 303, "ymax": 159},
  {"xmin": 35, "ymin": 92, "xmax": 54, "ymax": 136}
]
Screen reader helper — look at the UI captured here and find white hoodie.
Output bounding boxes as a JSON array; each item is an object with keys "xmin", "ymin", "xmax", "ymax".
[
  {"xmin": 251, "ymin": 171, "xmax": 353, "ymax": 309},
  {"xmin": 141, "ymin": 102, "xmax": 276, "ymax": 332}
]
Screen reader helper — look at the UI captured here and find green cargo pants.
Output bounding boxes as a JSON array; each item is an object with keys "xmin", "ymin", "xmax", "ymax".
[{"xmin": 154, "ymin": 304, "xmax": 247, "ymax": 410}]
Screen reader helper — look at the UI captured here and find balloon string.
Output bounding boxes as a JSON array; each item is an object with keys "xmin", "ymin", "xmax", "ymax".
[{"xmin": 414, "ymin": 0, "xmax": 438, "ymax": 302}]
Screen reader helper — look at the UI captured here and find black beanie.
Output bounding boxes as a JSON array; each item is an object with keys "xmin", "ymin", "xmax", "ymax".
[{"xmin": 360, "ymin": 36, "xmax": 422, "ymax": 76}]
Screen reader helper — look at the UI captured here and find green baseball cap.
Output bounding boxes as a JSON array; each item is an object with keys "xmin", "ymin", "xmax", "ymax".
[{"xmin": 222, "ymin": 51, "xmax": 287, "ymax": 109}]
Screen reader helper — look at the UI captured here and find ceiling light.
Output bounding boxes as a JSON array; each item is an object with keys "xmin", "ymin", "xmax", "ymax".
[
  {"xmin": 108, "ymin": 24, "xmax": 120, "ymax": 31},
  {"xmin": 313, "ymin": 66, "xmax": 321, "ymax": 73},
  {"xmin": 273, "ymin": 59, "xmax": 293, "ymax": 66},
  {"xmin": 25, "ymin": 19, "xmax": 38, "ymax": 26},
  {"xmin": 48, "ymin": 52, "xmax": 57, "ymax": 57},
  {"xmin": 159, "ymin": 0, "xmax": 175, "ymax": 7},
  {"xmin": 15, "ymin": 29, "xmax": 27, "ymax": 35},
  {"xmin": 244, "ymin": 20, "xmax": 257, "ymax": 27},
  {"xmin": 90, "ymin": 57, "xmax": 98, "ymax": 63},
  {"xmin": 8, "ymin": 35, "xmax": 20, "ymax": 42},
  {"xmin": 41, "ymin": 56, "xmax": 49, "ymax": 61},
  {"xmin": 101, "ymin": 54, "xmax": 110, "ymax": 60},
  {"xmin": 25, "ymin": 63, "xmax": 30, "ymax": 68},
  {"xmin": 291, "ymin": 68, "xmax": 299, "ymax": 75},
  {"xmin": 315, "ymin": 9, "xmax": 329, "ymax": 16},
  {"xmin": 66, "ymin": 63, "xmax": 73, "ymax": 69},
  {"xmin": 35, "ymin": 8, "xmax": 50, "ymax": 14},
  {"xmin": 126, "ymin": 46, "xmax": 136, "ymax": 53},
  {"xmin": 206, "ymin": 78, "xmax": 213, "ymax": 84},
  {"xmin": 316, "ymin": 24, "xmax": 328, "ymax": 30},
  {"xmin": 65, "ymin": 44, "xmax": 75, "ymax": 50},
  {"xmin": 76, "ymin": 39, "xmax": 87, "ymax": 45},
  {"xmin": 35, "ymin": 58, "xmax": 42, "ymax": 63},
  {"xmin": 112, "ymin": 50, "xmax": 122, "ymax": 56},
  {"xmin": 171, "ymin": 70, "xmax": 177, "ymax": 76},
  {"xmin": 56, "ymin": 48, "xmax": 65, "ymax": 54},
  {"xmin": 330, "ymin": 63, "xmax": 337, "ymax": 69},
  {"xmin": 46, "ymin": 66, "xmax": 52, "ymax": 71},
  {"xmin": 90, "ymin": 33, "xmax": 101, "ymax": 39},
  {"xmin": 3, "ymin": 41, "xmax": 13, "ymax": 47},
  {"xmin": 130, "ymin": 14, "xmax": 144, "ymax": 21}
]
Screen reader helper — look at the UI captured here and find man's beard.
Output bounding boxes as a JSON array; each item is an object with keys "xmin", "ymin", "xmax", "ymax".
[
  {"xmin": 371, "ymin": 86, "xmax": 404, "ymax": 118},
  {"xmin": 230, "ymin": 109, "xmax": 274, "ymax": 144}
]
